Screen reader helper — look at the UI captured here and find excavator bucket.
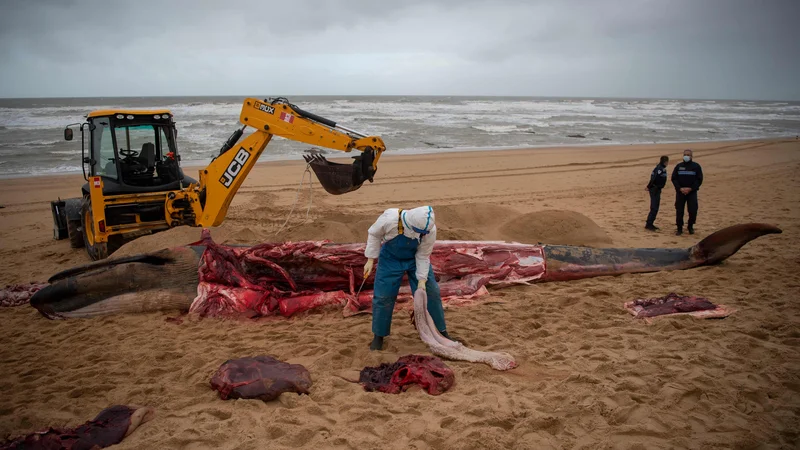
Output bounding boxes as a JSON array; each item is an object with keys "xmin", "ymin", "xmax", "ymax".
[{"xmin": 303, "ymin": 151, "xmax": 376, "ymax": 195}]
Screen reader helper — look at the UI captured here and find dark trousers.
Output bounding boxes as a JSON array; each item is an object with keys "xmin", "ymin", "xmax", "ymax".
[
  {"xmin": 646, "ymin": 188, "xmax": 661, "ymax": 226},
  {"xmin": 675, "ymin": 190, "xmax": 698, "ymax": 229}
]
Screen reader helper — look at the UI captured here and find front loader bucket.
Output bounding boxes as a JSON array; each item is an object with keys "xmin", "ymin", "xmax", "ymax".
[{"xmin": 303, "ymin": 152, "xmax": 376, "ymax": 195}]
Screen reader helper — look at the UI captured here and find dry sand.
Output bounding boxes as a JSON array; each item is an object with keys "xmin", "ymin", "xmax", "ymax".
[{"xmin": 0, "ymin": 138, "xmax": 799, "ymax": 449}]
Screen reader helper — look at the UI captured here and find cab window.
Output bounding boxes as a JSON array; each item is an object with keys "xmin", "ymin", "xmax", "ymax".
[
  {"xmin": 157, "ymin": 126, "xmax": 174, "ymax": 157},
  {"xmin": 115, "ymin": 125, "xmax": 159, "ymax": 162},
  {"xmin": 91, "ymin": 119, "xmax": 118, "ymax": 179}
]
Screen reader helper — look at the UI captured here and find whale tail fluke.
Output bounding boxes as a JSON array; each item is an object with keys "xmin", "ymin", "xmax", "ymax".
[{"xmin": 691, "ymin": 223, "xmax": 782, "ymax": 266}]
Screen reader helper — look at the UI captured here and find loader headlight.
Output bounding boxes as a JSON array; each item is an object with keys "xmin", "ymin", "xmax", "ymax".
[
  {"xmin": 161, "ymin": 114, "xmax": 170, "ymax": 119},
  {"xmin": 126, "ymin": 115, "xmax": 134, "ymax": 120},
  {"xmin": 116, "ymin": 114, "xmax": 124, "ymax": 119},
  {"xmin": 154, "ymin": 114, "xmax": 161, "ymax": 119}
]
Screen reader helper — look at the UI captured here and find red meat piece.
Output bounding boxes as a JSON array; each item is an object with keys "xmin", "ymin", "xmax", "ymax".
[
  {"xmin": 210, "ymin": 356, "xmax": 313, "ymax": 402},
  {"xmin": 359, "ymin": 355, "xmax": 455, "ymax": 396},
  {"xmin": 0, "ymin": 405, "xmax": 150, "ymax": 450},
  {"xmin": 0, "ymin": 283, "xmax": 46, "ymax": 307},
  {"xmin": 631, "ymin": 292, "xmax": 717, "ymax": 317}
]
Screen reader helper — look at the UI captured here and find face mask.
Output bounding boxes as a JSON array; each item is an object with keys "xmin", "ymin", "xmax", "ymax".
[
  {"xmin": 411, "ymin": 226, "xmax": 429, "ymax": 236},
  {"xmin": 683, "ymin": 156, "xmax": 691, "ymax": 162}
]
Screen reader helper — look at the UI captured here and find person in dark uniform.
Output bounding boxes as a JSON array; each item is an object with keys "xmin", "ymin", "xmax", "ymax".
[
  {"xmin": 644, "ymin": 155, "xmax": 669, "ymax": 231},
  {"xmin": 671, "ymin": 149, "xmax": 703, "ymax": 235}
]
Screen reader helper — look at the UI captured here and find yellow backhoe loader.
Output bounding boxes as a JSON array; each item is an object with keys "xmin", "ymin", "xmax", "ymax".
[{"xmin": 50, "ymin": 97, "xmax": 386, "ymax": 260}]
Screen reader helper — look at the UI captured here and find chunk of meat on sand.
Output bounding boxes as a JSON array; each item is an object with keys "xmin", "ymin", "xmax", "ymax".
[
  {"xmin": 0, "ymin": 405, "xmax": 153, "ymax": 450},
  {"xmin": 210, "ymin": 356, "xmax": 313, "ymax": 402},
  {"xmin": 624, "ymin": 293, "xmax": 735, "ymax": 320},
  {"xmin": 359, "ymin": 355, "xmax": 455, "ymax": 395}
]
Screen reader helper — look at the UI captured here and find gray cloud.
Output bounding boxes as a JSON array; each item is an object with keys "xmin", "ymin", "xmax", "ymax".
[{"xmin": 0, "ymin": 0, "xmax": 797, "ymax": 99}]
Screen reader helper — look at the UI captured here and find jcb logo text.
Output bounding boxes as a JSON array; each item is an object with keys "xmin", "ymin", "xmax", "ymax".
[{"xmin": 220, "ymin": 148, "xmax": 250, "ymax": 188}]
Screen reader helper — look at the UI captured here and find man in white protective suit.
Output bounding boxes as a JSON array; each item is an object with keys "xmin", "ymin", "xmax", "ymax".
[{"xmin": 363, "ymin": 206, "xmax": 455, "ymax": 351}]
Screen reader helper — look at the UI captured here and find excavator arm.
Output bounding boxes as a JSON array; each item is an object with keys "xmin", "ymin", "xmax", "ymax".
[{"xmin": 188, "ymin": 97, "xmax": 386, "ymax": 227}]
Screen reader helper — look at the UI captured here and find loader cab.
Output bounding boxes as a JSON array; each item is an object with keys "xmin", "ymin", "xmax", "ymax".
[{"xmin": 65, "ymin": 109, "xmax": 196, "ymax": 195}]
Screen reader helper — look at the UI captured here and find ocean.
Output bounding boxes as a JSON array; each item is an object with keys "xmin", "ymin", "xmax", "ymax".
[{"xmin": 0, "ymin": 96, "xmax": 798, "ymax": 177}]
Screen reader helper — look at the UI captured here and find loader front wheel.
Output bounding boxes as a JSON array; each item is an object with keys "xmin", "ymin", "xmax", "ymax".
[
  {"xmin": 67, "ymin": 218, "xmax": 84, "ymax": 248},
  {"xmin": 81, "ymin": 197, "xmax": 108, "ymax": 261}
]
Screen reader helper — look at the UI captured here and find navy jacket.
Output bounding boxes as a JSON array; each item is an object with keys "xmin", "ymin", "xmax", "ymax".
[
  {"xmin": 671, "ymin": 160, "xmax": 703, "ymax": 191},
  {"xmin": 646, "ymin": 163, "xmax": 668, "ymax": 190}
]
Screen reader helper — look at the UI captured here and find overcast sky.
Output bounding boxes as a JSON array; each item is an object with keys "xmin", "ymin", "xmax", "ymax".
[{"xmin": 0, "ymin": 0, "xmax": 797, "ymax": 100}]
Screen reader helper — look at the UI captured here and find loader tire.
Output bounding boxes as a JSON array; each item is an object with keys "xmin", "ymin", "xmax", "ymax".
[
  {"xmin": 81, "ymin": 197, "xmax": 108, "ymax": 261},
  {"xmin": 67, "ymin": 219, "xmax": 84, "ymax": 248}
]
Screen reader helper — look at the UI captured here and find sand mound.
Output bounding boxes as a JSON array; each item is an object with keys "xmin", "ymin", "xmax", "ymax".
[
  {"xmin": 435, "ymin": 203, "xmax": 520, "ymax": 229},
  {"xmin": 275, "ymin": 216, "xmax": 374, "ymax": 244},
  {"xmin": 110, "ymin": 212, "xmax": 373, "ymax": 257},
  {"xmin": 220, "ymin": 227, "xmax": 264, "ymax": 245},
  {"xmin": 268, "ymin": 205, "xmax": 612, "ymax": 248},
  {"xmin": 109, "ymin": 207, "xmax": 611, "ymax": 257},
  {"xmin": 435, "ymin": 227, "xmax": 484, "ymax": 241},
  {"xmin": 499, "ymin": 209, "xmax": 613, "ymax": 246},
  {"xmin": 436, "ymin": 204, "xmax": 611, "ymax": 246},
  {"xmin": 270, "ymin": 204, "xmax": 519, "ymax": 244},
  {"xmin": 276, "ymin": 220, "xmax": 362, "ymax": 243},
  {"xmin": 434, "ymin": 203, "xmax": 520, "ymax": 241},
  {"xmin": 111, "ymin": 226, "xmax": 213, "ymax": 258}
]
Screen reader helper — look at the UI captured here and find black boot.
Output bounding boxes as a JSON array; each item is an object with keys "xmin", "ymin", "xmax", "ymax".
[
  {"xmin": 688, "ymin": 225, "xmax": 694, "ymax": 235},
  {"xmin": 675, "ymin": 227, "xmax": 683, "ymax": 236},
  {"xmin": 441, "ymin": 331, "xmax": 467, "ymax": 346},
  {"xmin": 645, "ymin": 224, "xmax": 658, "ymax": 231},
  {"xmin": 369, "ymin": 335, "xmax": 384, "ymax": 351}
]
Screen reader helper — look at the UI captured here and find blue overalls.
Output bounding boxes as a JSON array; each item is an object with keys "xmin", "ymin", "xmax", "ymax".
[{"xmin": 371, "ymin": 212, "xmax": 447, "ymax": 337}]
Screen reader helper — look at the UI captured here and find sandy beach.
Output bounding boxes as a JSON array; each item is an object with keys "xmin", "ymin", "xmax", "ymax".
[{"xmin": 0, "ymin": 138, "xmax": 798, "ymax": 449}]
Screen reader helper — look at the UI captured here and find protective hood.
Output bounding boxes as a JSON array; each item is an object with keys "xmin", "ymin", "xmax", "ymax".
[{"xmin": 402, "ymin": 206, "xmax": 435, "ymax": 235}]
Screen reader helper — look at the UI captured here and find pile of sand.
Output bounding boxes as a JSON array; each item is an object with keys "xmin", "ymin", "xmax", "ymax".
[
  {"xmin": 111, "ymin": 226, "xmax": 211, "ymax": 258},
  {"xmin": 435, "ymin": 203, "xmax": 613, "ymax": 247},
  {"xmin": 499, "ymin": 209, "xmax": 614, "ymax": 247},
  {"xmin": 111, "ymin": 205, "xmax": 613, "ymax": 257},
  {"xmin": 433, "ymin": 203, "xmax": 519, "ymax": 241},
  {"xmin": 434, "ymin": 203, "xmax": 519, "ymax": 231},
  {"xmin": 275, "ymin": 217, "xmax": 375, "ymax": 243},
  {"xmin": 275, "ymin": 204, "xmax": 613, "ymax": 248}
]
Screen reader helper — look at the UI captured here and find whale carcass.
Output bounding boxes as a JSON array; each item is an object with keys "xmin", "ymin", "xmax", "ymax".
[{"xmin": 28, "ymin": 223, "xmax": 781, "ymax": 320}]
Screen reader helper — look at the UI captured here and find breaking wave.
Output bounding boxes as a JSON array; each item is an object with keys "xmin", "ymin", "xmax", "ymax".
[{"xmin": 0, "ymin": 96, "xmax": 798, "ymax": 176}]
